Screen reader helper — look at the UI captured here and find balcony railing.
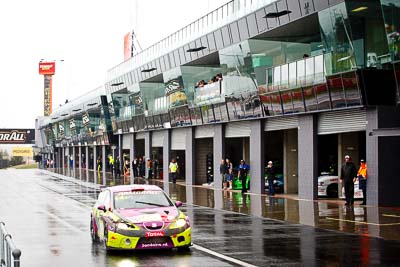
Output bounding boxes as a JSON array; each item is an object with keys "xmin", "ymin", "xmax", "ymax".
[{"xmin": 107, "ymin": 0, "xmax": 278, "ymax": 81}]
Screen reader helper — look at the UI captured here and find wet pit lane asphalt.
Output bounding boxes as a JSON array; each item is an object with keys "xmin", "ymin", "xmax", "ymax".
[{"xmin": 1, "ymin": 169, "xmax": 400, "ymax": 267}]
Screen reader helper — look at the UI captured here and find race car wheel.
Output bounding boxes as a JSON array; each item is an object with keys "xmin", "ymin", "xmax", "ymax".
[
  {"xmin": 90, "ymin": 218, "xmax": 99, "ymax": 243},
  {"xmin": 103, "ymin": 228, "xmax": 110, "ymax": 251},
  {"xmin": 327, "ymin": 184, "xmax": 338, "ymax": 198}
]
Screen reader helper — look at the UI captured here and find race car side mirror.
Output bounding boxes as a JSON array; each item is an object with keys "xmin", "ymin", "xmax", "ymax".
[
  {"xmin": 97, "ymin": 205, "xmax": 106, "ymax": 212},
  {"xmin": 175, "ymin": 201, "xmax": 183, "ymax": 208}
]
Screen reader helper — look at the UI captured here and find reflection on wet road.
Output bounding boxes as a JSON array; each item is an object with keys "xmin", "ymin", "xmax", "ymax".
[{"xmin": 0, "ymin": 169, "xmax": 400, "ymax": 266}]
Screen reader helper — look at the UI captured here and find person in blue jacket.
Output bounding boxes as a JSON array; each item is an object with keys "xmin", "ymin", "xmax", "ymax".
[{"xmin": 238, "ymin": 160, "xmax": 250, "ymax": 193}]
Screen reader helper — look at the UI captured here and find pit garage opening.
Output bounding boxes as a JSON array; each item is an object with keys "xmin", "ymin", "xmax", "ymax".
[
  {"xmin": 317, "ymin": 110, "xmax": 367, "ymax": 199},
  {"xmin": 170, "ymin": 128, "xmax": 186, "ymax": 181}
]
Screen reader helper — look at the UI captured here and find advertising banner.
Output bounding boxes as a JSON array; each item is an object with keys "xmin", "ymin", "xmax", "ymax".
[
  {"xmin": 165, "ymin": 77, "xmax": 187, "ymax": 108},
  {"xmin": 43, "ymin": 75, "xmax": 53, "ymax": 116},
  {"xmin": 69, "ymin": 118, "xmax": 76, "ymax": 135},
  {"xmin": 58, "ymin": 123, "xmax": 65, "ymax": 137},
  {"xmin": 52, "ymin": 125, "xmax": 58, "ymax": 139},
  {"xmin": 12, "ymin": 147, "xmax": 33, "ymax": 157},
  {"xmin": 0, "ymin": 129, "xmax": 35, "ymax": 144},
  {"xmin": 69, "ymin": 118, "xmax": 76, "ymax": 130},
  {"xmin": 82, "ymin": 113, "xmax": 90, "ymax": 126},
  {"xmin": 38, "ymin": 62, "xmax": 56, "ymax": 75},
  {"xmin": 124, "ymin": 32, "xmax": 132, "ymax": 61}
]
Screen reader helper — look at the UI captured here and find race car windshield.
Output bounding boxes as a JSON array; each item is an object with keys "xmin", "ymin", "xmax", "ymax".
[{"xmin": 114, "ymin": 191, "xmax": 174, "ymax": 209}]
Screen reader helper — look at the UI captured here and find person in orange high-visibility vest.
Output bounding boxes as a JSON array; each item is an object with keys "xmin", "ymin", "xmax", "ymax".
[{"xmin": 357, "ymin": 159, "xmax": 367, "ymax": 205}]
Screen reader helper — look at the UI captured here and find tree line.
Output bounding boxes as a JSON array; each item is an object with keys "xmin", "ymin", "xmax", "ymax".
[{"xmin": 0, "ymin": 149, "xmax": 24, "ymax": 169}]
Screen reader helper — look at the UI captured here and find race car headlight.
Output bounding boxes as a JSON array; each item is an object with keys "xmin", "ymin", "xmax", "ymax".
[
  {"xmin": 175, "ymin": 219, "xmax": 187, "ymax": 228},
  {"xmin": 170, "ymin": 218, "xmax": 187, "ymax": 229},
  {"xmin": 117, "ymin": 223, "xmax": 130, "ymax": 230}
]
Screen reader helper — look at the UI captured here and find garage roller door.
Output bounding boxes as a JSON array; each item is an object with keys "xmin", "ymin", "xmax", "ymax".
[
  {"xmin": 195, "ymin": 125, "xmax": 214, "ymax": 138},
  {"xmin": 225, "ymin": 121, "xmax": 251, "ymax": 137},
  {"xmin": 318, "ymin": 109, "xmax": 366, "ymax": 135},
  {"xmin": 264, "ymin": 116, "xmax": 298, "ymax": 131},
  {"xmin": 122, "ymin": 134, "xmax": 131, "ymax": 149},
  {"xmin": 136, "ymin": 132, "xmax": 145, "ymax": 140},
  {"xmin": 152, "ymin": 131, "xmax": 164, "ymax": 147},
  {"xmin": 171, "ymin": 128, "xmax": 186, "ymax": 150}
]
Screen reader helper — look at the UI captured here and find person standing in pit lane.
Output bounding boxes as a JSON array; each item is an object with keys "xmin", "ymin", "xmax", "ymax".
[
  {"xmin": 266, "ymin": 161, "xmax": 276, "ymax": 196},
  {"xmin": 220, "ymin": 159, "xmax": 227, "ymax": 189},
  {"xmin": 225, "ymin": 158, "xmax": 233, "ymax": 190},
  {"xmin": 357, "ymin": 159, "xmax": 367, "ymax": 205},
  {"xmin": 169, "ymin": 158, "xmax": 178, "ymax": 183},
  {"xmin": 340, "ymin": 155, "xmax": 358, "ymax": 206},
  {"xmin": 238, "ymin": 160, "xmax": 250, "ymax": 193}
]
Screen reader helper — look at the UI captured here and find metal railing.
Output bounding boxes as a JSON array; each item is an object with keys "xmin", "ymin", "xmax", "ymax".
[
  {"xmin": 0, "ymin": 222, "xmax": 21, "ymax": 267},
  {"xmin": 107, "ymin": 0, "xmax": 278, "ymax": 81}
]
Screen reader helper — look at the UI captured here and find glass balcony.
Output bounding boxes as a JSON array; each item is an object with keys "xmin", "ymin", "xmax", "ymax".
[
  {"xmin": 261, "ymin": 53, "xmax": 362, "ymax": 115},
  {"xmin": 107, "ymin": 0, "xmax": 279, "ymax": 81}
]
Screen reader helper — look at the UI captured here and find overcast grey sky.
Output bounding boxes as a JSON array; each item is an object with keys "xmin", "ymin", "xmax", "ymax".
[{"xmin": 0, "ymin": 0, "xmax": 228, "ymax": 128}]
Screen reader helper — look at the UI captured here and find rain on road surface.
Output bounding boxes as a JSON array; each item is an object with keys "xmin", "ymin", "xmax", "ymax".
[{"xmin": 1, "ymin": 169, "xmax": 400, "ymax": 266}]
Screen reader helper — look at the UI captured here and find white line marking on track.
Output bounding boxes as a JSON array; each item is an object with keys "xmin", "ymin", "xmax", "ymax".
[
  {"xmin": 192, "ymin": 243, "xmax": 259, "ymax": 267},
  {"xmin": 383, "ymin": 214, "xmax": 400, "ymax": 218},
  {"xmin": 326, "ymin": 217, "xmax": 400, "ymax": 226}
]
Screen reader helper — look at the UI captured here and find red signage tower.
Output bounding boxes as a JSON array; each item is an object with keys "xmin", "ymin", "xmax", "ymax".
[{"xmin": 38, "ymin": 62, "xmax": 56, "ymax": 116}]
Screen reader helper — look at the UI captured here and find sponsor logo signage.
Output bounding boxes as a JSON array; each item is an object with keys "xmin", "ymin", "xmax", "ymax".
[
  {"xmin": 82, "ymin": 113, "xmax": 90, "ymax": 126},
  {"xmin": 43, "ymin": 75, "xmax": 53, "ymax": 116},
  {"xmin": 12, "ymin": 147, "xmax": 33, "ymax": 157},
  {"xmin": 0, "ymin": 129, "xmax": 35, "ymax": 144},
  {"xmin": 58, "ymin": 123, "xmax": 65, "ymax": 136},
  {"xmin": 145, "ymin": 231, "xmax": 165, "ymax": 237},
  {"xmin": 69, "ymin": 118, "xmax": 76, "ymax": 129},
  {"xmin": 38, "ymin": 62, "xmax": 55, "ymax": 75},
  {"xmin": 138, "ymin": 242, "xmax": 171, "ymax": 249}
]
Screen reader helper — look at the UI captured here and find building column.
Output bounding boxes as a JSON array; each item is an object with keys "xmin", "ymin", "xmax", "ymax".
[
  {"xmin": 102, "ymin": 145, "xmax": 106, "ymax": 185},
  {"xmin": 284, "ymin": 129, "xmax": 298, "ymax": 194},
  {"xmin": 49, "ymin": 151, "xmax": 52, "ymax": 168},
  {"xmin": 58, "ymin": 148, "xmax": 61, "ymax": 169},
  {"xmin": 85, "ymin": 146, "xmax": 89, "ymax": 181},
  {"xmin": 129, "ymin": 133, "xmax": 135, "ymax": 183},
  {"xmin": 213, "ymin": 124, "xmax": 224, "ymax": 190},
  {"xmin": 250, "ymin": 120, "xmax": 264, "ymax": 194},
  {"xmin": 53, "ymin": 149, "xmax": 56, "ymax": 169},
  {"xmin": 62, "ymin": 147, "xmax": 65, "ymax": 175},
  {"xmin": 298, "ymin": 114, "xmax": 318, "ymax": 200},
  {"xmin": 78, "ymin": 146, "xmax": 82, "ymax": 170},
  {"xmin": 145, "ymin": 132, "xmax": 152, "ymax": 179},
  {"xmin": 67, "ymin": 146, "xmax": 71, "ymax": 175},
  {"xmin": 185, "ymin": 127, "xmax": 195, "ymax": 186},
  {"xmin": 93, "ymin": 145, "xmax": 97, "ymax": 182},
  {"xmin": 366, "ymin": 106, "xmax": 400, "ymax": 206},
  {"xmin": 72, "ymin": 146, "xmax": 76, "ymax": 175},
  {"xmin": 163, "ymin": 130, "xmax": 170, "ymax": 183},
  {"xmin": 118, "ymin": 135, "xmax": 122, "ymax": 173}
]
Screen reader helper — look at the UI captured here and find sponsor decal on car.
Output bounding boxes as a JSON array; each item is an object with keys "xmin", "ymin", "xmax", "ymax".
[
  {"xmin": 139, "ymin": 242, "xmax": 170, "ymax": 248},
  {"xmin": 145, "ymin": 231, "xmax": 165, "ymax": 237}
]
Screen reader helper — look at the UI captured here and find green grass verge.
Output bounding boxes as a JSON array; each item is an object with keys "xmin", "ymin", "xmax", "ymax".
[{"xmin": 14, "ymin": 164, "xmax": 39, "ymax": 169}]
